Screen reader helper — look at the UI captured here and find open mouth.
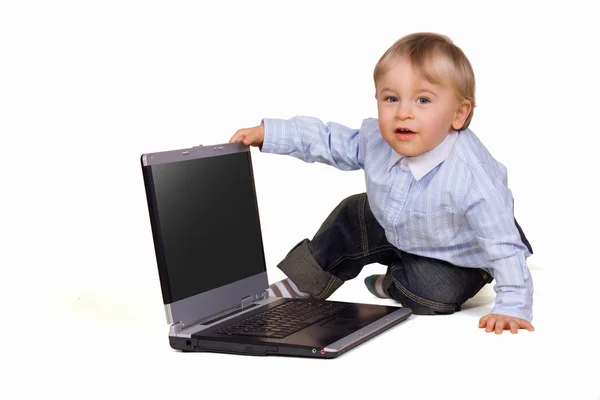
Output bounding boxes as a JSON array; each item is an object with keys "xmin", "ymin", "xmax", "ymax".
[{"xmin": 394, "ymin": 128, "xmax": 416, "ymax": 139}]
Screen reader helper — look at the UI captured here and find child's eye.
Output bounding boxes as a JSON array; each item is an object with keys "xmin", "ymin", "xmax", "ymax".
[
  {"xmin": 385, "ymin": 96, "xmax": 398, "ymax": 103},
  {"xmin": 416, "ymin": 97, "xmax": 430, "ymax": 104}
]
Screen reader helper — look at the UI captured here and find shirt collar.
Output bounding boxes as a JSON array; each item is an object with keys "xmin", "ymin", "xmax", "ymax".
[{"xmin": 387, "ymin": 131, "xmax": 459, "ymax": 180}]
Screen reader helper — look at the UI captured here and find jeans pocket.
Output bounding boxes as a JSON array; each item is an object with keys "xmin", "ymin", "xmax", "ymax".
[{"xmin": 406, "ymin": 208, "xmax": 458, "ymax": 248}]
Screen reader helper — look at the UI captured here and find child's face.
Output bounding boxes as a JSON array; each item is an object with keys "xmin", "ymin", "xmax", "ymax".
[{"xmin": 375, "ymin": 57, "xmax": 471, "ymax": 157}]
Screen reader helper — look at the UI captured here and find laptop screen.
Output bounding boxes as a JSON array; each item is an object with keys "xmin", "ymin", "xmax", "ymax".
[{"xmin": 147, "ymin": 150, "xmax": 267, "ymax": 303}]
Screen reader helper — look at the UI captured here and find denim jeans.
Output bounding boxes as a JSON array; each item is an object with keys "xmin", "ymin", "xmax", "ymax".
[{"xmin": 277, "ymin": 192, "xmax": 533, "ymax": 315}]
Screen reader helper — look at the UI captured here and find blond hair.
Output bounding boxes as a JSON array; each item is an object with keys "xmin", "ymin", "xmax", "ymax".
[{"xmin": 374, "ymin": 32, "xmax": 476, "ymax": 130}]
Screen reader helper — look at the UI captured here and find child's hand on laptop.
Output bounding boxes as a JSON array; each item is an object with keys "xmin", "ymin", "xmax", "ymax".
[{"xmin": 230, "ymin": 124, "xmax": 264, "ymax": 147}]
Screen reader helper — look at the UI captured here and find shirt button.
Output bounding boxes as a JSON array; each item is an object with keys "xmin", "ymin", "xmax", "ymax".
[{"xmin": 388, "ymin": 212, "xmax": 393, "ymax": 218}]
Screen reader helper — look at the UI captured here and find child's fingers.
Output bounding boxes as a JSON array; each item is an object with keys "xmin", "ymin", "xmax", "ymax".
[
  {"xmin": 494, "ymin": 319, "xmax": 506, "ymax": 334},
  {"xmin": 242, "ymin": 133, "xmax": 257, "ymax": 145},
  {"xmin": 230, "ymin": 127, "xmax": 263, "ymax": 146},
  {"xmin": 478, "ymin": 315, "xmax": 489, "ymax": 328},
  {"xmin": 519, "ymin": 320, "xmax": 535, "ymax": 332},
  {"xmin": 230, "ymin": 128, "xmax": 255, "ymax": 143},
  {"xmin": 509, "ymin": 320, "xmax": 519, "ymax": 334},
  {"xmin": 229, "ymin": 130, "xmax": 246, "ymax": 143},
  {"xmin": 485, "ymin": 316, "xmax": 496, "ymax": 332},
  {"xmin": 480, "ymin": 314, "xmax": 535, "ymax": 333}
]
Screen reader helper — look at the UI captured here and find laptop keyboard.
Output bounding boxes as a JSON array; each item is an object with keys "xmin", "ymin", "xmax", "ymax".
[{"xmin": 217, "ymin": 299, "xmax": 348, "ymax": 339}]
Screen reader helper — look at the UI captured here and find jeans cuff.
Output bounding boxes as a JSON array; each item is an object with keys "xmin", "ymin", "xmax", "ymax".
[{"xmin": 277, "ymin": 239, "xmax": 344, "ymax": 300}]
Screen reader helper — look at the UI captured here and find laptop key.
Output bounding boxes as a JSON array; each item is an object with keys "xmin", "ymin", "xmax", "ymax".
[{"xmin": 218, "ymin": 299, "xmax": 348, "ymax": 339}]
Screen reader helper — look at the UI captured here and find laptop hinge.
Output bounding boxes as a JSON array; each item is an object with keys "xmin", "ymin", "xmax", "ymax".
[
  {"xmin": 169, "ymin": 322, "xmax": 184, "ymax": 335},
  {"xmin": 240, "ymin": 294, "xmax": 253, "ymax": 308},
  {"xmin": 241, "ymin": 290, "xmax": 269, "ymax": 308}
]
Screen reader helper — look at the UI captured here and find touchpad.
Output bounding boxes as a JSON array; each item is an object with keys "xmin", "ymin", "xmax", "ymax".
[{"xmin": 321, "ymin": 318, "xmax": 361, "ymax": 329}]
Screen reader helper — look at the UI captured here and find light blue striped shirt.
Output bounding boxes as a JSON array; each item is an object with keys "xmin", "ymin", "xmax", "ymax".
[{"xmin": 261, "ymin": 116, "xmax": 534, "ymax": 322}]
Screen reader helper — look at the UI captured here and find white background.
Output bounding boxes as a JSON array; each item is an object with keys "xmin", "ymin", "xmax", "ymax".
[{"xmin": 2, "ymin": 1, "xmax": 599, "ymax": 399}]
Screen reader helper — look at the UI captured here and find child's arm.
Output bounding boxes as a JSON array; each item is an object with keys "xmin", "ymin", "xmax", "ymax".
[
  {"xmin": 232, "ymin": 116, "xmax": 368, "ymax": 171},
  {"xmin": 463, "ymin": 162, "xmax": 535, "ymax": 333}
]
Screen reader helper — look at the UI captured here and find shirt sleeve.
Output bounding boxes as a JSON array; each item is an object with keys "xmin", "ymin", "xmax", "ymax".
[
  {"xmin": 463, "ymin": 162, "xmax": 534, "ymax": 322},
  {"xmin": 260, "ymin": 116, "xmax": 366, "ymax": 170}
]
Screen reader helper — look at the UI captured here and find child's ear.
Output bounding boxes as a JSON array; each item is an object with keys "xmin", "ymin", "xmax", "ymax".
[{"xmin": 452, "ymin": 100, "xmax": 472, "ymax": 130}]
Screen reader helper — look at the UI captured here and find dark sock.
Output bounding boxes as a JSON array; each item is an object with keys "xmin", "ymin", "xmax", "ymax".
[{"xmin": 364, "ymin": 267, "xmax": 393, "ymax": 298}]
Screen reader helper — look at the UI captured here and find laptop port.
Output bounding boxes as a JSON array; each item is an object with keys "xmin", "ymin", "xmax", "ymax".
[{"xmin": 185, "ymin": 340, "xmax": 192, "ymax": 348}]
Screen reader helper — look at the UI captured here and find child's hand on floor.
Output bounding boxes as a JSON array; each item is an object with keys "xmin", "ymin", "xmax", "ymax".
[
  {"xmin": 479, "ymin": 314, "xmax": 535, "ymax": 334},
  {"xmin": 230, "ymin": 124, "xmax": 265, "ymax": 147}
]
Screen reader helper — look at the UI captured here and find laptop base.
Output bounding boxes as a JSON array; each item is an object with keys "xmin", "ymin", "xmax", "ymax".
[{"xmin": 170, "ymin": 298, "xmax": 411, "ymax": 359}]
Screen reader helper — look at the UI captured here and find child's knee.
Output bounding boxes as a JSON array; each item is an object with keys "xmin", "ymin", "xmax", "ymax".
[{"xmin": 389, "ymin": 277, "xmax": 461, "ymax": 315}]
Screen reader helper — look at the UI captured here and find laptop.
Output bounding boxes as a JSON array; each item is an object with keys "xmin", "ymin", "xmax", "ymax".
[{"xmin": 140, "ymin": 142, "xmax": 412, "ymax": 358}]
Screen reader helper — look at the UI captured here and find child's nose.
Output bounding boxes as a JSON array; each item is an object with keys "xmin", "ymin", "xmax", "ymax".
[{"xmin": 395, "ymin": 102, "xmax": 414, "ymax": 120}]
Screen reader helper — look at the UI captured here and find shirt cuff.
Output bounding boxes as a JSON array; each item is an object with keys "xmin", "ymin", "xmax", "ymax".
[
  {"xmin": 260, "ymin": 118, "xmax": 293, "ymax": 154},
  {"xmin": 489, "ymin": 304, "xmax": 533, "ymax": 322}
]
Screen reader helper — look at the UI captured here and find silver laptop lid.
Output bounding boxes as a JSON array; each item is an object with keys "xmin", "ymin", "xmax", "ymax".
[{"xmin": 141, "ymin": 143, "xmax": 269, "ymax": 329}]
